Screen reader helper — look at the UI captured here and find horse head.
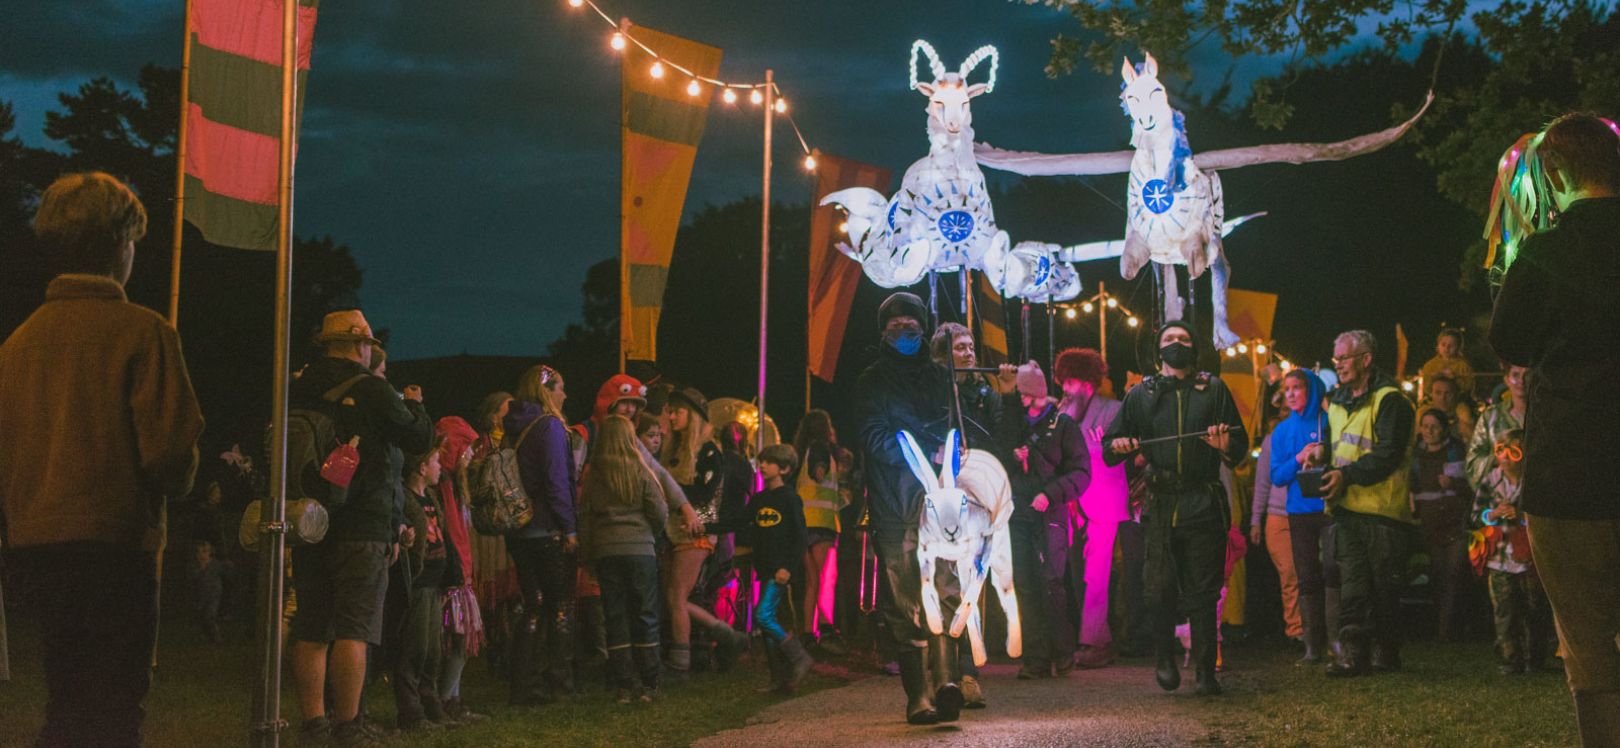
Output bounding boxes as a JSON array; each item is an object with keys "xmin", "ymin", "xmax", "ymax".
[
  {"xmin": 899, "ymin": 428, "xmax": 967, "ymax": 544},
  {"xmin": 912, "ymin": 40, "xmax": 997, "ymax": 140},
  {"xmin": 1120, "ymin": 52, "xmax": 1176, "ymax": 151}
]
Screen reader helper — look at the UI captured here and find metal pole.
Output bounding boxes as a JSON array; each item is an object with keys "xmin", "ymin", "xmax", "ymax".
[
  {"xmin": 1098, "ymin": 282, "xmax": 1108, "ymax": 365},
  {"xmin": 1020, "ymin": 302, "xmax": 1031, "ymax": 363},
  {"xmin": 250, "ymin": 1, "xmax": 297, "ymax": 744},
  {"xmin": 168, "ymin": 0, "xmax": 193, "ymax": 326},
  {"xmin": 757, "ymin": 69, "xmax": 773, "ymax": 456},
  {"xmin": 617, "ymin": 17, "xmax": 631, "ymax": 375},
  {"xmin": 1046, "ymin": 303, "xmax": 1055, "ymax": 371}
]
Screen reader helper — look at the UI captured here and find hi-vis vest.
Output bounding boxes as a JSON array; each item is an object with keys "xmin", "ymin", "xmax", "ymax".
[
  {"xmin": 1327, "ymin": 386, "xmax": 1416, "ymax": 523},
  {"xmin": 796, "ymin": 453, "xmax": 846, "ymax": 533}
]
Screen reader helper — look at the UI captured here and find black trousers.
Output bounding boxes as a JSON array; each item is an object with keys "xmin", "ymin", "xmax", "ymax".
[
  {"xmin": 1144, "ymin": 517, "xmax": 1227, "ymax": 628},
  {"xmin": 393, "ymin": 586, "xmax": 445, "ymax": 724},
  {"xmin": 507, "ymin": 535, "xmax": 577, "ymax": 696},
  {"xmin": 9, "ymin": 544, "xmax": 159, "ymax": 748},
  {"xmin": 1334, "ymin": 510, "xmax": 1414, "ymax": 648},
  {"xmin": 872, "ymin": 526, "xmax": 959, "ymax": 651},
  {"xmin": 1011, "ymin": 520, "xmax": 1076, "ymax": 667}
]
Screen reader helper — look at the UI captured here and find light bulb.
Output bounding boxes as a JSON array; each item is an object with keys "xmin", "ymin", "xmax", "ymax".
[
  {"xmin": 1081, "ymin": 302, "xmax": 1094, "ymax": 314},
  {"xmin": 1237, "ymin": 343, "xmax": 1249, "ymax": 354},
  {"xmin": 1256, "ymin": 343, "xmax": 1268, "ymax": 355},
  {"xmin": 610, "ymin": 33, "xmax": 626, "ymax": 51},
  {"xmin": 838, "ymin": 221, "xmax": 849, "ymax": 234},
  {"xmin": 1402, "ymin": 380, "xmax": 1415, "ymax": 392},
  {"xmin": 803, "ymin": 154, "xmax": 817, "ymax": 171},
  {"xmin": 1106, "ymin": 297, "xmax": 1118, "ymax": 309},
  {"xmin": 1064, "ymin": 308, "xmax": 1078, "ymax": 320},
  {"xmin": 1225, "ymin": 347, "xmax": 1238, "ymax": 358},
  {"xmin": 749, "ymin": 89, "xmax": 763, "ymax": 105},
  {"xmin": 649, "ymin": 61, "xmax": 664, "ymax": 79},
  {"xmin": 568, "ymin": 0, "xmax": 583, "ymax": 7},
  {"xmin": 774, "ymin": 98, "xmax": 787, "ymax": 113},
  {"xmin": 1126, "ymin": 316, "xmax": 1139, "ymax": 328},
  {"xmin": 722, "ymin": 88, "xmax": 737, "ymax": 104},
  {"xmin": 686, "ymin": 79, "xmax": 701, "ymax": 97}
]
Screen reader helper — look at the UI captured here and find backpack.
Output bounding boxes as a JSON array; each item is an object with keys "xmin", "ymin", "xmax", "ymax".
[
  {"xmin": 466, "ymin": 419, "xmax": 542, "ymax": 535},
  {"xmin": 285, "ymin": 373, "xmax": 372, "ymax": 509}
]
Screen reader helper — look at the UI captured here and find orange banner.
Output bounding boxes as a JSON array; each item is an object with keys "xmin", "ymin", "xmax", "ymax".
[
  {"xmin": 621, "ymin": 26, "xmax": 721, "ymax": 363},
  {"xmin": 808, "ymin": 155, "xmax": 891, "ymax": 382},
  {"xmin": 1218, "ymin": 288, "xmax": 1279, "ymax": 436}
]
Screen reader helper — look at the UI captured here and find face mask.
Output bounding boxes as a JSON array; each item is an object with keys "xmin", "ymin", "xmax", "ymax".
[
  {"xmin": 885, "ymin": 329, "xmax": 924, "ymax": 356},
  {"xmin": 1159, "ymin": 341, "xmax": 1196, "ymax": 370}
]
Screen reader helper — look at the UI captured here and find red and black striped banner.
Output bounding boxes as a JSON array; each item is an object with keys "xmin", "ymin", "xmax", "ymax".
[{"xmin": 807, "ymin": 155, "xmax": 890, "ymax": 383}]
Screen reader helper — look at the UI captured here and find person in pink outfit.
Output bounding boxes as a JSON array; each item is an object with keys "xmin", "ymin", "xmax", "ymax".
[{"xmin": 1055, "ymin": 348, "xmax": 1129, "ymax": 668}]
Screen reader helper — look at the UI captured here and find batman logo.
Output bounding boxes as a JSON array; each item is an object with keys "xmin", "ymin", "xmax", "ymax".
[{"xmin": 755, "ymin": 507, "xmax": 783, "ymax": 528}]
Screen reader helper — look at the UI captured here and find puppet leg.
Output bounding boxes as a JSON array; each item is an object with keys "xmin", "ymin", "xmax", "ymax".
[
  {"xmin": 966, "ymin": 604, "xmax": 988, "ymax": 667},
  {"xmin": 1120, "ymin": 231, "xmax": 1152, "ymax": 280},
  {"xmin": 1161, "ymin": 264, "xmax": 1185, "ymax": 322},
  {"xmin": 1209, "ymin": 241, "xmax": 1241, "ymax": 349},
  {"xmin": 989, "ymin": 528, "xmax": 1021, "ymax": 658},
  {"xmin": 918, "ymin": 546, "xmax": 945, "ymax": 636},
  {"xmin": 950, "ymin": 556, "xmax": 984, "ymax": 638}
]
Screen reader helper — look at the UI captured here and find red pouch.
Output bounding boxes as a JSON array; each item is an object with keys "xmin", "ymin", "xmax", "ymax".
[{"xmin": 320, "ymin": 436, "xmax": 361, "ymax": 488}]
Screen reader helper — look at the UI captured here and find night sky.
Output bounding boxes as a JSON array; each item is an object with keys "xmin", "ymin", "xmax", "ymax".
[{"xmin": 5, "ymin": 1, "xmax": 1380, "ymax": 360}]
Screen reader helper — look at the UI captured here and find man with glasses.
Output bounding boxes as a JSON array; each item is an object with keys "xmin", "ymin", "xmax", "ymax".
[{"xmin": 1306, "ymin": 330, "xmax": 1416, "ymax": 678}]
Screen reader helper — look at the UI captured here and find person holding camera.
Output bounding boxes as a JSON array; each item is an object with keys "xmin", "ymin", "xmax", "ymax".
[
  {"xmin": 1304, "ymin": 330, "xmax": 1416, "ymax": 679},
  {"xmin": 1104, "ymin": 321, "xmax": 1248, "ymax": 696}
]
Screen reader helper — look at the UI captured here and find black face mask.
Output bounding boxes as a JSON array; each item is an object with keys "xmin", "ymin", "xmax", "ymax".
[{"xmin": 1159, "ymin": 341, "xmax": 1197, "ymax": 370}]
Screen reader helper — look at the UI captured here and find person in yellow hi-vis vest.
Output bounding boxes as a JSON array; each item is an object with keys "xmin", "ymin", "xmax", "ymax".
[{"xmin": 1306, "ymin": 329, "xmax": 1417, "ymax": 679}]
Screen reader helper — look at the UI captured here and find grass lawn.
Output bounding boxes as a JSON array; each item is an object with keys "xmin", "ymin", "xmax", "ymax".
[
  {"xmin": 1190, "ymin": 637, "xmax": 1578, "ymax": 747},
  {"xmin": 0, "ymin": 617, "xmax": 846, "ymax": 748}
]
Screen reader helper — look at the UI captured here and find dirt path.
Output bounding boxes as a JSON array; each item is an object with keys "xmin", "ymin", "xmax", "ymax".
[{"xmin": 694, "ymin": 662, "xmax": 1215, "ymax": 748}]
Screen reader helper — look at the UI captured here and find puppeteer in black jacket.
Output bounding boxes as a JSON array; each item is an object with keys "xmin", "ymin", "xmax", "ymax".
[
  {"xmin": 1103, "ymin": 371, "xmax": 1249, "ymax": 526},
  {"xmin": 856, "ymin": 345, "xmax": 953, "ymax": 531}
]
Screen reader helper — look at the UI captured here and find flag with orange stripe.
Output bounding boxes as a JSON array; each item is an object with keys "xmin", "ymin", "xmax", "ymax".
[
  {"xmin": 621, "ymin": 27, "xmax": 722, "ymax": 363},
  {"xmin": 808, "ymin": 155, "xmax": 890, "ymax": 382},
  {"xmin": 973, "ymin": 272, "xmax": 1009, "ymax": 365},
  {"xmin": 182, "ymin": 0, "xmax": 320, "ymax": 251}
]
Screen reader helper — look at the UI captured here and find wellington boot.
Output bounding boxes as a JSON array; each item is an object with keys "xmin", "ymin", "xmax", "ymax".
[
  {"xmin": 927, "ymin": 635, "xmax": 964, "ymax": 723},
  {"xmin": 709, "ymin": 622, "xmax": 750, "ymax": 674},
  {"xmin": 779, "ymin": 636, "xmax": 815, "ymax": 693},
  {"xmin": 1298, "ymin": 592, "xmax": 1327, "ymax": 664},
  {"xmin": 1154, "ymin": 633, "xmax": 1182, "ymax": 692},
  {"xmin": 1192, "ymin": 610, "xmax": 1222, "ymax": 696},
  {"xmin": 899, "ymin": 648, "xmax": 938, "ymax": 725}
]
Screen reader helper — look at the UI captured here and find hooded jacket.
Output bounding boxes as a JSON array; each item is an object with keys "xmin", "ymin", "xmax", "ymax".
[
  {"xmin": 504, "ymin": 401, "xmax": 577, "ymax": 539},
  {"xmin": 856, "ymin": 343, "xmax": 953, "ymax": 530},
  {"xmin": 1267, "ymin": 369, "xmax": 1329, "ymax": 515},
  {"xmin": 435, "ymin": 416, "xmax": 479, "ymax": 583},
  {"xmin": 997, "ymin": 396, "xmax": 1091, "ymax": 525},
  {"xmin": 1489, "ymin": 196, "xmax": 1620, "ymax": 519},
  {"xmin": 291, "ymin": 355, "xmax": 432, "ymax": 543}
]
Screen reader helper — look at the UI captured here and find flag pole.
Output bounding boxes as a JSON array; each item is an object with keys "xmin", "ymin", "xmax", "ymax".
[
  {"xmin": 757, "ymin": 68, "xmax": 773, "ymax": 456},
  {"xmin": 168, "ymin": 0, "xmax": 193, "ymax": 326},
  {"xmin": 617, "ymin": 17, "xmax": 631, "ymax": 375},
  {"xmin": 250, "ymin": 0, "xmax": 298, "ymax": 744}
]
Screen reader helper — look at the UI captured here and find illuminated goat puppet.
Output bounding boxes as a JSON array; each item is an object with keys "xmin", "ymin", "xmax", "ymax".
[
  {"xmin": 821, "ymin": 40, "xmax": 1011, "ymax": 289},
  {"xmin": 898, "ymin": 429, "xmax": 1020, "ymax": 667},
  {"xmin": 976, "ymin": 52, "xmax": 1432, "ymax": 348}
]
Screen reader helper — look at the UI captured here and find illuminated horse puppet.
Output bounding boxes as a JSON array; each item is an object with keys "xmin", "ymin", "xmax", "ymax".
[
  {"xmin": 977, "ymin": 52, "xmax": 1433, "ymax": 348},
  {"xmin": 821, "ymin": 41, "xmax": 1013, "ymax": 290},
  {"xmin": 898, "ymin": 429, "xmax": 1020, "ymax": 667}
]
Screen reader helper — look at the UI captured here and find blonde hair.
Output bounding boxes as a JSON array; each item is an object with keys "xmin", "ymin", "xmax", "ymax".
[
  {"xmin": 661, "ymin": 400, "xmax": 712, "ymax": 485},
  {"xmin": 515, "ymin": 365, "xmax": 565, "ymax": 421},
  {"xmin": 585, "ymin": 415, "xmax": 655, "ymax": 508}
]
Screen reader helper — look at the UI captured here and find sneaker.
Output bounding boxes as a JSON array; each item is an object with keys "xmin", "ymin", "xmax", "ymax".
[
  {"xmin": 1074, "ymin": 644, "xmax": 1115, "ymax": 669},
  {"xmin": 882, "ymin": 661, "xmax": 901, "ymax": 677},
  {"xmin": 297, "ymin": 716, "xmax": 330, "ymax": 746},
  {"xmin": 331, "ymin": 719, "xmax": 384, "ymax": 748},
  {"xmin": 638, "ymin": 687, "xmax": 659, "ymax": 703},
  {"xmin": 1017, "ymin": 664, "xmax": 1052, "ymax": 680},
  {"xmin": 615, "ymin": 688, "xmax": 635, "ymax": 705},
  {"xmin": 815, "ymin": 632, "xmax": 849, "ymax": 656},
  {"xmin": 961, "ymin": 675, "xmax": 987, "ymax": 709}
]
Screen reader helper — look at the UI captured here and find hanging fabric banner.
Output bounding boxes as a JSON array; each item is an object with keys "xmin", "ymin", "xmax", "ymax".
[
  {"xmin": 973, "ymin": 271, "xmax": 1009, "ymax": 365},
  {"xmin": 182, "ymin": 0, "xmax": 320, "ymax": 251},
  {"xmin": 807, "ymin": 154, "xmax": 891, "ymax": 382},
  {"xmin": 621, "ymin": 26, "xmax": 722, "ymax": 363},
  {"xmin": 1218, "ymin": 288, "xmax": 1279, "ymax": 435}
]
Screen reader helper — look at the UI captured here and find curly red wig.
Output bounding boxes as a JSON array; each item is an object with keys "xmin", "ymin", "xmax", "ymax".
[{"xmin": 1054, "ymin": 347, "xmax": 1107, "ymax": 387}]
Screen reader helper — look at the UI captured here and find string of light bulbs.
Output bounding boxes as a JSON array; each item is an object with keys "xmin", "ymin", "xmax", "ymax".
[{"xmin": 564, "ymin": 0, "xmax": 819, "ymax": 171}]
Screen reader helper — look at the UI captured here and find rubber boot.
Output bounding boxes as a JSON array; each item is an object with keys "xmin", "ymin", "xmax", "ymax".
[
  {"xmin": 1574, "ymin": 690, "xmax": 1620, "ymax": 748},
  {"xmin": 779, "ymin": 636, "xmax": 815, "ymax": 694},
  {"xmin": 1325, "ymin": 626, "xmax": 1370, "ymax": 678},
  {"xmin": 757, "ymin": 638, "xmax": 788, "ymax": 693},
  {"xmin": 1370, "ymin": 640, "xmax": 1402, "ymax": 673},
  {"xmin": 509, "ymin": 617, "xmax": 552, "ymax": 706},
  {"xmin": 1192, "ymin": 609, "xmax": 1222, "ymax": 696},
  {"xmin": 664, "ymin": 643, "xmax": 691, "ymax": 685},
  {"xmin": 1153, "ymin": 623, "xmax": 1182, "ymax": 692},
  {"xmin": 928, "ymin": 636, "xmax": 963, "ymax": 723},
  {"xmin": 898, "ymin": 648, "xmax": 938, "ymax": 725},
  {"xmin": 709, "ymin": 622, "xmax": 750, "ymax": 673},
  {"xmin": 1298, "ymin": 592, "xmax": 1326, "ymax": 664}
]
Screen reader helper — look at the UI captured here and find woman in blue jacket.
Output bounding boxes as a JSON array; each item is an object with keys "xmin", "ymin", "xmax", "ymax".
[{"xmin": 1267, "ymin": 369, "xmax": 1332, "ymax": 663}]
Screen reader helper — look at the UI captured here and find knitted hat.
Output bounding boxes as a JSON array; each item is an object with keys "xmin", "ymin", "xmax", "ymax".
[
  {"xmin": 593, "ymin": 374, "xmax": 647, "ymax": 422},
  {"xmin": 1017, "ymin": 361, "xmax": 1048, "ymax": 398},
  {"xmin": 1157, "ymin": 320, "xmax": 1199, "ymax": 355},
  {"xmin": 878, "ymin": 292, "xmax": 928, "ymax": 333}
]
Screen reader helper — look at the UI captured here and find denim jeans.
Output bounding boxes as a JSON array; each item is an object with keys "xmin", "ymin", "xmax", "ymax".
[{"xmin": 597, "ymin": 554, "xmax": 660, "ymax": 689}]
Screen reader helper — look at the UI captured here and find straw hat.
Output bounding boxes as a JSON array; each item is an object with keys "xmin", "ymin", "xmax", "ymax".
[{"xmin": 314, "ymin": 309, "xmax": 382, "ymax": 346}]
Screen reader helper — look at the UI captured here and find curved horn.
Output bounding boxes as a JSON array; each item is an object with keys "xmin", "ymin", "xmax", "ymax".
[
  {"xmin": 910, "ymin": 39, "xmax": 946, "ymax": 90},
  {"xmin": 958, "ymin": 45, "xmax": 1000, "ymax": 93}
]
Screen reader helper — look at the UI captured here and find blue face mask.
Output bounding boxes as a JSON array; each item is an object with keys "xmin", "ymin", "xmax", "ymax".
[{"xmin": 885, "ymin": 329, "xmax": 923, "ymax": 356}]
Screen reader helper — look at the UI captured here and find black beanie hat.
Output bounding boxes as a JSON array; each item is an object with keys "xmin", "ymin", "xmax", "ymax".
[
  {"xmin": 1156, "ymin": 319, "xmax": 1199, "ymax": 356},
  {"xmin": 878, "ymin": 292, "xmax": 929, "ymax": 333}
]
